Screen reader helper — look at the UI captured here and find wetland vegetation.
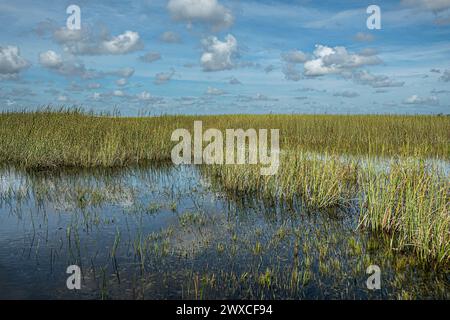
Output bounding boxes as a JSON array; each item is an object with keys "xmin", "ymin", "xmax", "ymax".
[{"xmin": 0, "ymin": 110, "xmax": 448, "ymax": 299}]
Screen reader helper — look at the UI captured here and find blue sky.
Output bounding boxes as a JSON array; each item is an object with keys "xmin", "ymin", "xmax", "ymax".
[{"xmin": 0, "ymin": 0, "xmax": 449, "ymax": 115}]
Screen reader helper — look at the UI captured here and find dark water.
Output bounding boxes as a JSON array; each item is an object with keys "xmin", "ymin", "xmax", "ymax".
[{"xmin": 0, "ymin": 165, "xmax": 448, "ymax": 299}]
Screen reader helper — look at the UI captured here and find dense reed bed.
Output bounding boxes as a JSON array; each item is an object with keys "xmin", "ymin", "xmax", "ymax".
[
  {"xmin": 359, "ymin": 161, "xmax": 449, "ymax": 266},
  {"xmin": 203, "ymin": 154, "xmax": 449, "ymax": 267},
  {"xmin": 0, "ymin": 110, "xmax": 448, "ymax": 168},
  {"xmin": 0, "ymin": 110, "xmax": 448, "ymax": 267}
]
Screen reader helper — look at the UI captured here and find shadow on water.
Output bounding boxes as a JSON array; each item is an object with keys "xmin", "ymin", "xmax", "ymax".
[{"xmin": 0, "ymin": 164, "xmax": 448, "ymax": 299}]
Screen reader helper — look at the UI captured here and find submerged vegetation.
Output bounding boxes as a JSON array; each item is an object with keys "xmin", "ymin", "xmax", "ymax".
[
  {"xmin": 0, "ymin": 164, "xmax": 448, "ymax": 299},
  {"xmin": 0, "ymin": 109, "xmax": 448, "ymax": 298}
]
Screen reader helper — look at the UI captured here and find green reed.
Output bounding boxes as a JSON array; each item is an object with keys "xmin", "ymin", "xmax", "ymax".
[
  {"xmin": 1, "ymin": 109, "xmax": 448, "ymax": 266},
  {"xmin": 0, "ymin": 110, "xmax": 448, "ymax": 168}
]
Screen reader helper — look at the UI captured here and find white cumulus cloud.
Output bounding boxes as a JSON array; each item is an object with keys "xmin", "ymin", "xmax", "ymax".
[
  {"xmin": 201, "ymin": 34, "xmax": 237, "ymax": 72},
  {"xmin": 101, "ymin": 31, "xmax": 142, "ymax": 55},
  {"xmin": 0, "ymin": 46, "xmax": 30, "ymax": 78},
  {"xmin": 39, "ymin": 50, "xmax": 63, "ymax": 68},
  {"xmin": 403, "ymin": 94, "xmax": 439, "ymax": 106},
  {"xmin": 38, "ymin": 50, "xmax": 101, "ymax": 79},
  {"xmin": 168, "ymin": 0, "xmax": 234, "ymax": 30},
  {"xmin": 53, "ymin": 28, "xmax": 142, "ymax": 55},
  {"xmin": 304, "ymin": 45, "xmax": 381, "ymax": 76}
]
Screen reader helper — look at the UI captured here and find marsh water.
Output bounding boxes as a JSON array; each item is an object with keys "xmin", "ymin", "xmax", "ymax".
[{"xmin": 0, "ymin": 164, "xmax": 448, "ymax": 299}]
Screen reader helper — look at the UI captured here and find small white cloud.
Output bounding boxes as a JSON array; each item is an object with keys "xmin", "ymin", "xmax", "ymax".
[
  {"xmin": 103, "ymin": 67, "xmax": 134, "ymax": 78},
  {"xmin": 116, "ymin": 78, "xmax": 127, "ymax": 86},
  {"xmin": 160, "ymin": 31, "xmax": 181, "ymax": 43},
  {"xmin": 137, "ymin": 91, "xmax": 152, "ymax": 101},
  {"xmin": 139, "ymin": 52, "xmax": 161, "ymax": 63},
  {"xmin": 304, "ymin": 45, "xmax": 381, "ymax": 76},
  {"xmin": 91, "ymin": 92, "xmax": 101, "ymax": 100},
  {"xmin": 53, "ymin": 28, "xmax": 142, "ymax": 55},
  {"xmin": 237, "ymin": 93, "xmax": 278, "ymax": 102},
  {"xmin": 154, "ymin": 69, "xmax": 175, "ymax": 85},
  {"xmin": 113, "ymin": 90, "xmax": 125, "ymax": 97},
  {"xmin": 354, "ymin": 32, "xmax": 374, "ymax": 42},
  {"xmin": 201, "ymin": 34, "xmax": 237, "ymax": 72},
  {"xmin": 39, "ymin": 49, "xmax": 136, "ymax": 80},
  {"xmin": 352, "ymin": 70, "xmax": 404, "ymax": 88},
  {"xmin": 0, "ymin": 45, "xmax": 30, "ymax": 78},
  {"xmin": 167, "ymin": 0, "xmax": 234, "ymax": 30},
  {"xmin": 206, "ymin": 87, "xmax": 225, "ymax": 95},
  {"xmin": 115, "ymin": 67, "xmax": 135, "ymax": 78},
  {"xmin": 403, "ymin": 94, "xmax": 439, "ymax": 106},
  {"xmin": 39, "ymin": 53, "xmax": 98, "ymax": 79},
  {"xmin": 57, "ymin": 95, "xmax": 68, "ymax": 102},
  {"xmin": 53, "ymin": 28, "xmax": 83, "ymax": 43},
  {"xmin": 39, "ymin": 50, "xmax": 63, "ymax": 68},
  {"xmin": 101, "ymin": 31, "xmax": 142, "ymax": 55}
]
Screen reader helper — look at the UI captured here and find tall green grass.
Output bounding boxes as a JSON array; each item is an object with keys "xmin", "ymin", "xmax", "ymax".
[
  {"xmin": 359, "ymin": 160, "xmax": 449, "ymax": 266},
  {"xmin": 203, "ymin": 152, "xmax": 358, "ymax": 208},
  {"xmin": 204, "ymin": 154, "xmax": 449, "ymax": 267},
  {"xmin": 0, "ymin": 110, "xmax": 448, "ymax": 168},
  {"xmin": 0, "ymin": 110, "xmax": 448, "ymax": 266}
]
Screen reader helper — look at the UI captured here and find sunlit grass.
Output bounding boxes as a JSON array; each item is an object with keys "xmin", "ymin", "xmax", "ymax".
[
  {"xmin": 0, "ymin": 109, "xmax": 448, "ymax": 168},
  {"xmin": 0, "ymin": 109, "xmax": 449, "ymax": 266}
]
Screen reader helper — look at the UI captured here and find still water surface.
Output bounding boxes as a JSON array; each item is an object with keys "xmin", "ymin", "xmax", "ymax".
[{"xmin": 0, "ymin": 165, "xmax": 448, "ymax": 299}]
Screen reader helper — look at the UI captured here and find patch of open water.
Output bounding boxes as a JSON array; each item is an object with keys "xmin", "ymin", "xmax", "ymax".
[{"xmin": 0, "ymin": 165, "xmax": 448, "ymax": 299}]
